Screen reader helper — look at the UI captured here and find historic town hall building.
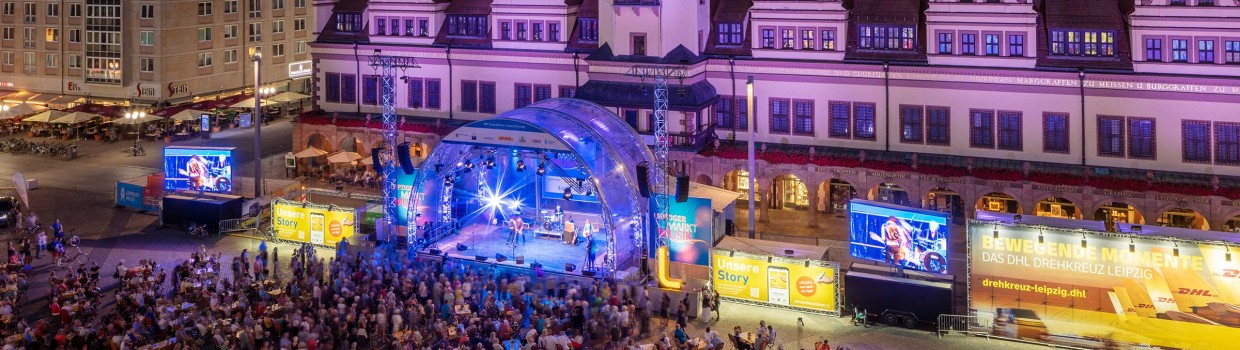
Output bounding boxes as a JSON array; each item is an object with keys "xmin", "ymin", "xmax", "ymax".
[{"xmin": 304, "ymin": 0, "xmax": 1240, "ymax": 233}]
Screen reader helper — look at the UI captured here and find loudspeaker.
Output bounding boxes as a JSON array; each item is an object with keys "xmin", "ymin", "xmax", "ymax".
[
  {"xmin": 675, "ymin": 175, "xmax": 689, "ymax": 203},
  {"xmin": 397, "ymin": 142, "xmax": 415, "ymax": 175},
  {"xmin": 636, "ymin": 164, "xmax": 651, "ymax": 198},
  {"xmin": 516, "ymin": 256, "xmax": 525, "ymax": 265},
  {"xmin": 530, "ymin": 262, "xmax": 543, "ymax": 269},
  {"xmin": 370, "ymin": 148, "xmax": 383, "ymax": 171},
  {"xmin": 494, "ymin": 254, "xmax": 507, "ymax": 263},
  {"xmin": 725, "ymin": 219, "xmax": 735, "ymax": 236},
  {"xmin": 581, "ymin": 270, "xmax": 595, "ymax": 277},
  {"xmin": 475, "ymin": 255, "xmax": 487, "ymax": 262},
  {"xmin": 456, "ymin": 243, "xmax": 468, "ymax": 251},
  {"xmin": 564, "ymin": 263, "xmax": 576, "ymax": 272},
  {"xmin": 429, "ymin": 248, "xmax": 442, "ymax": 255}
]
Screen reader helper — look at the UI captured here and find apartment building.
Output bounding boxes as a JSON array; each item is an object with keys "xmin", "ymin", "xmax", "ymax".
[
  {"xmin": 306, "ymin": 0, "xmax": 1240, "ymax": 233},
  {"xmin": 0, "ymin": 0, "xmax": 315, "ymax": 105}
]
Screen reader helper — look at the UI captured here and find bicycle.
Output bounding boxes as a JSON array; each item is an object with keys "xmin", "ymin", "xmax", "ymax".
[
  {"xmin": 57, "ymin": 245, "xmax": 88, "ymax": 267},
  {"xmin": 127, "ymin": 143, "xmax": 146, "ymax": 157},
  {"xmin": 187, "ymin": 222, "xmax": 210, "ymax": 238}
]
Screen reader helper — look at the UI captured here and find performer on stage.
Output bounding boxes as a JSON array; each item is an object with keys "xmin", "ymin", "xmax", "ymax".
[
  {"xmin": 513, "ymin": 217, "xmax": 527, "ymax": 245},
  {"xmin": 580, "ymin": 219, "xmax": 595, "ymax": 246},
  {"xmin": 585, "ymin": 235, "xmax": 596, "ymax": 271},
  {"xmin": 563, "ymin": 218, "xmax": 576, "ymax": 245}
]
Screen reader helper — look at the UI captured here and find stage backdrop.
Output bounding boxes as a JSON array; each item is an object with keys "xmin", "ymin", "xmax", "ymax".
[
  {"xmin": 543, "ymin": 168, "xmax": 598, "ymax": 202},
  {"xmin": 849, "ymin": 199, "xmax": 950, "ymax": 274},
  {"xmin": 712, "ymin": 253, "xmax": 839, "ymax": 314},
  {"xmin": 272, "ymin": 200, "xmax": 357, "ymax": 246},
  {"xmin": 648, "ymin": 195, "xmax": 713, "ymax": 266},
  {"xmin": 441, "ymin": 119, "xmax": 571, "ymax": 153},
  {"xmin": 969, "ymin": 221, "xmax": 1240, "ymax": 349}
]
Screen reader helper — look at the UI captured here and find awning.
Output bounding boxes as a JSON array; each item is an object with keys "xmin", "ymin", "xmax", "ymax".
[
  {"xmin": 23, "ymin": 110, "xmax": 70, "ymax": 122},
  {"xmin": 27, "ymin": 94, "xmax": 57, "ymax": 104},
  {"xmin": 327, "ymin": 151, "xmax": 363, "ymax": 164},
  {"xmin": 51, "ymin": 112, "xmax": 101, "ymax": 124},
  {"xmin": 268, "ymin": 91, "xmax": 309, "ymax": 103},
  {"xmin": 3, "ymin": 92, "xmax": 34, "ymax": 103},
  {"xmin": 48, "ymin": 95, "xmax": 82, "ymax": 106},
  {"xmin": 686, "ymin": 182, "xmax": 741, "ymax": 213},
  {"xmin": 574, "ymin": 80, "xmax": 718, "ymax": 112},
  {"xmin": 229, "ymin": 97, "xmax": 278, "ymax": 109},
  {"xmin": 68, "ymin": 104, "xmax": 125, "ymax": 118},
  {"xmin": 169, "ymin": 109, "xmax": 212, "ymax": 122},
  {"xmin": 294, "ymin": 146, "xmax": 329, "ymax": 158},
  {"xmin": 0, "ymin": 103, "xmax": 46, "ymax": 120}
]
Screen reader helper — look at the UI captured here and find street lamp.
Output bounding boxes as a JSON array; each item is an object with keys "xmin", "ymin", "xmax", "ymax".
[
  {"xmin": 746, "ymin": 76, "xmax": 756, "ymax": 239},
  {"xmin": 253, "ymin": 52, "xmax": 264, "ymax": 198},
  {"xmin": 124, "ymin": 110, "xmax": 146, "ymax": 143}
]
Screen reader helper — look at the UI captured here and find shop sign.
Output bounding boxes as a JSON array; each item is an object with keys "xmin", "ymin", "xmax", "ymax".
[
  {"xmin": 1153, "ymin": 194, "xmax": 1209, "ymax": 205},
  {"xmin": 288, "ymin": 60, "xmax": 313, "ymax": 78},
  {"xmin": 1097, "ymin": 189, "xmax": 1139, "ymax": 199},
  {"xmin": 983, "ymin": 180, "xmax": 1018, "ymax": 188},
  {"xmin": 866, "ymin": 171, "xmax": 910, "ymax": 179},
  {"xmin": 66, "ymin": 81, "xmax": 84, "ymax": 92},
  {"xmin": 920, "ymin": 175, "xmax": 965, "ymax": 184},
  {"xmin": 167, "ymin": 82, "xmax": 189, "ymax": 97},
  {"xmin": 1033, "ymin": 184, "xmax": 1081, "ymax": 193}
]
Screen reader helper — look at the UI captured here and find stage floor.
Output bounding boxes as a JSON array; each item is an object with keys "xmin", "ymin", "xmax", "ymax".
[{"xmin": 431, "ymin": 223, "xmax": 602, "ymax": 275}]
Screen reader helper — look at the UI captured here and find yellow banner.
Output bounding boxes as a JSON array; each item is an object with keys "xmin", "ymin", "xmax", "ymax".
[
  {"xmin": 712, "ymin": 254, "xmax": 838, "ymax": 313},
  {"xmin": 272, "ymin": 202, "xmax": 356, "ymax": 246}
]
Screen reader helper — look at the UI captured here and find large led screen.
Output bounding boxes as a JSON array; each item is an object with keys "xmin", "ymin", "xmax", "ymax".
[
  {"xmin": 848, "ymin": 199, "xmax": 950, "ymax": 274},
  {"xmin": 163, "ymin": 146, "xmax": 234, "ymax": 193},
  {"xmin": 969, "ymin": 222, "xmax": 1240, "ymax": 349}
]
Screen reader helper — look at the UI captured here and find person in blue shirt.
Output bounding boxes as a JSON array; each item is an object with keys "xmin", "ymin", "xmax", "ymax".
[
  {"xmin": 51, "ymin": 219, "xmax": 63, "ymax": 239},
  {"xmin": 674, "ymin": 323, "xmax": 688, "ymax": 347}
]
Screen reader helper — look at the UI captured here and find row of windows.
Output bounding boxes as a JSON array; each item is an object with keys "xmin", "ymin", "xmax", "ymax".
[
  {"xmin": 758, "ymin": 27, "xmax": 837, "ymax": 51},
  {"xmin": 347, "ymin": 75, "xmax": 578, "ymax": 113},
  {"xmin": 186, "ymin": 42, "xmax": 302, "ymax": 68},
  {"xmin": 499, "ymin": 20, "xmax": 561, "ymax": 43},
  {"xmin": 374, "ymin": 17, "xmax": 430, "ymax": 37},
  {"xmin": 1049, "ymin": 29, "xmax": 1117, "ymax": 57},
  {"xmin": 937, "ymin": 32, "xmax": 1024, "ymax": 57},
  {"xmin": 130, "ymin": 0, "xmax": 305, "ymax": 20},
  {"xmin": 1183, "ymin": 120, "xmax": 1240, "ymax": 165},
  {"xmin": 1145, "ymin": 37, "xmax": 1240, "ymax": 64}
]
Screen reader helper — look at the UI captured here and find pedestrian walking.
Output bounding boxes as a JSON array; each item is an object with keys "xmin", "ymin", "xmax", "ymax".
[{"xmin": 35, "ymin": 230, "xmax": 46, "ymax": 259}]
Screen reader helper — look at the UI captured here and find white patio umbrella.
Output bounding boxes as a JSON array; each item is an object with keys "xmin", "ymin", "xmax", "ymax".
[
  {"xmin": 293, "ymin": 146, "xmax": 328, "ymax": 158},
  {"xmin": 105, "ymin": 114, "xmax": 158, "ymax": 125},
  {"xmin": 170, "ymin": 109, "xmax": 211, "ymax": 122},
  {"xmin": 23, "ymin": 110, "xmax": 70, "ymax": 123},
  {"xmin": 51, "ymin": 112, "xmax": 102, "ymax": 124},
  {"xmin": 229, "ymin": 97, "xmax": 277, "ymax": 109},
  {"xmin": 327, "ymin": 151, "xmax": 363, "ymax": 164},
  {"xmin": 268, "ymin": 91, "xmax": 310, "ymax": 103},
  {"xmin": 0, "ymin": 103, "xmax": 46, "ymax": 120}
]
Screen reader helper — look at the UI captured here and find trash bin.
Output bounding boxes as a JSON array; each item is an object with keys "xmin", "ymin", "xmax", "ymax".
[{"xmin": 69, "ymin": 147, "xmax": 77, "ymax": 159}]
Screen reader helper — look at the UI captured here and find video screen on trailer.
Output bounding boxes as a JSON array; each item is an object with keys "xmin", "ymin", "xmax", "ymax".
[
  {"xmin": 163, "ymin": 146, "xmax": 234, "ymax": 193},
  {"xmin": 848, "ymin": 199, "xmax": 950, "ymax": 274}
]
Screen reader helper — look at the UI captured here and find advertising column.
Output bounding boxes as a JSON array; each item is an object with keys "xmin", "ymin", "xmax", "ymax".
[{"xmin": 969, "ymin": 222, "xmax": 1240, "ymax": 349}]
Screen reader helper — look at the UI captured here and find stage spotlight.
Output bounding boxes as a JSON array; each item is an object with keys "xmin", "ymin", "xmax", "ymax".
[
  {"xmin": 465, "ymin": 161, "xmax": 474, "ymax": 169},
  {"xmin": 484, "ymin": 195, "xmax": 503, "ymax": 208},
  {"xmin": 564, "ymin": 188, "xmax": 573, "ymax": 200},
  {"xmin": 536, "ymin": 164, "xmax": 546, "ymax": 176},
  {"xmin": 516, "ymin": 160, "xmax": 526, "ymax": 172}
]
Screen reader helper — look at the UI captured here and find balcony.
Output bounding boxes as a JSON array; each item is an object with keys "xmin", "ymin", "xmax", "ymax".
[{"xmin": 614, "ymin": 0, "xmax": 660, "ymax": 5}]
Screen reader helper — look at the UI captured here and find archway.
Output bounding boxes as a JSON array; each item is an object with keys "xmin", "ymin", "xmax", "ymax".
[
  {"xmin": 819, "ymin": 179, "xmax": 857, "ymax": 214},
  {"xmin": 695, "ymin": 174, "xmax": 713, "ymax": 187},
  {"xmin": 1225, "ymin": 215, "xmax": 1240, "ymax": 233},
  {"xmin": 772, "ymin": 175, "xmax": 808, "ymax": 211},
  {"xmin": 868, "ymin": 182, "xmax": 912, "ymax": 207},
  {"xmin": 338, "ymin": 136, "xmax": 363, "ymax": 153},
  {"xmin": 1034, "ymin": 197, "xmax": 1081, "ymax": 219},
  {"xmin": 723, "ymin": 170, "xmax": 759, "ymax": 203},
  {"xmin": 1156, "ymin": 208, "xmax": 1209, "ymax": 230},
  {"xmin": 306, "ymin": 133, "xmax": 332, "ymax": 152},
  {"xmin": 976, "ymin": 192, "xmax": 1021, "ymax": 214},
  {"xmin": 924, "ymin": 188, "xmax": 964, "ymax": 224},
  {"xmin": 1092, "ymin": 202, "xmax": 1145, "ymax": 225}
]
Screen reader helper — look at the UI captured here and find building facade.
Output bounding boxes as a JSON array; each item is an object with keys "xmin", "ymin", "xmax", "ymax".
[
  {"xmin": 306, "ymin": 0, "xmax": 1240, "ymax": 233},
  {"xmin": 0, "ymin": 0, "xmax": 315, "ymax": 105}
]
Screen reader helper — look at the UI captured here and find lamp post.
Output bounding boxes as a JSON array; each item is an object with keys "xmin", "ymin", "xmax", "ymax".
[
  {"xmin": 124, "ymin": 110, "xmax": 146, "ymax": 143},
  {"xmin": 746, "ymin": 76, "xmax": 756, "ymax": 239},
  {"xmin": 253, "ymin": 52, "xmax": 264, "ymax": 198}
]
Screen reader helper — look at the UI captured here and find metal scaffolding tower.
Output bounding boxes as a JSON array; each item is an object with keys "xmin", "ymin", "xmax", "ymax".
[
  {"xmin": 625, "ymin": 65, "xmax": 687, "ymax": 260},
  {"xmin": 368, "ymin": 50, "xmax": 419, "ymax": 240}
]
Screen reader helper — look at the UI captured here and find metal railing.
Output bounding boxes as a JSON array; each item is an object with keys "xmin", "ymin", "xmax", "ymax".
[
  {"xmin": 936, "ymin": 314, "xmax": 993, "ymax": 338},
  {"xmin": 219, "ymin": 216, "xmax": 257, "ymax": 233}
]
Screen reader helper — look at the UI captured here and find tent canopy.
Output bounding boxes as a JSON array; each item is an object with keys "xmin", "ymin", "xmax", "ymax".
[
  {"xmin": 52, "ymin": 112, "xmax": 101, "ymax": 124},
  {"xmin": 24, "ymin": 110, "xmax": 70, "ymax": 122},
  {"xmin": 170, "ymin": 109, "xmax": 212, "ymax": 122},
  {"xmin": 268, "ymin": 91, "xmax": 309, "ymax": 103},
  {"xmin": 293, "ymin": 146, "xmax": 328, "ymax": 158},
  {"xmin": 327, "ymin": 151, "xmax": 363, "ymax": 164},
  {"xmin": 229, "ymin": 97, "xmax": 277, "ymax": 109},
  {"xmin": 106, "ymin": 114, "xmax": 158, "ymax": 125},
  {"xmin": 0, "ymin": 103, "xmax": 46, "ymax": 120}
]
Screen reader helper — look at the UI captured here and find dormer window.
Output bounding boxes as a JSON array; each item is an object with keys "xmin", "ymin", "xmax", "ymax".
[
  {"xmin": 446, "ymin": 15, "xmax": 487, "ymax": 38},
  {"xmin": 335, "ymin": 12, "xmax": 362, "ymax": 33},
  {"xmin": 1049, "ymin": 29, "xmax": 1115, "ymax": 57},
  {"xmin": 858, "ymin": 25, "xmax": 916, "ymax": 51},
  {"xmin": 578, "ymin": 18, "xmax": 599, "ymax": 43},
  {"xmin": 717, "ymin": 22, "xmax": 742, "ymax": 46}
]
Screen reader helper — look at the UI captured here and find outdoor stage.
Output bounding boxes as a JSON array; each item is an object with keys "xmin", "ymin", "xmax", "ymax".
[{"xmin": 431, "ymin": 221, "xmax": 603, "ymax": 275}]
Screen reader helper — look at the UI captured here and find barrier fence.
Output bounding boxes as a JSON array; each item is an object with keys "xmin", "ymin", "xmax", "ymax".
[{"xmin": 936, "ymin": 314, "xmax": 992, "ymax": 338}]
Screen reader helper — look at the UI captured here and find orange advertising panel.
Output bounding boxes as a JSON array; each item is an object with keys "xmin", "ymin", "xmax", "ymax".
[
  {"xmin": 969, "ymin": 221, "xmax": 1240, "ymax": 349},
  {"xmin": 712, "ymin": 253, "xmax": 839, "ymax": 314}
]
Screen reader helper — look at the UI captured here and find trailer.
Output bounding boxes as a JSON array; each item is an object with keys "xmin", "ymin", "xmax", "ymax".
[{"xmin": 844, "ymin": 263, "xmax": 954, "ymax": 329}]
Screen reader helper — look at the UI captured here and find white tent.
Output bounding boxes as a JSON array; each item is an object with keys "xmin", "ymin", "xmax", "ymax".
[
  {"xmin": 327, "ymin": 151, "xmax": 363, "ymax": 164},
  {"xmin": 106, "ymin": 114, "xmax": 158, "ymax": 125},
  {"xmin": 23, "ymin": 110, "xmax": 70, "ymax": 123},
  {"xmin": 228, "ymin": 97, "xmax": 277, "ymax": 109},
  {"xmin": 170, "ymin": 109, "xmax": 211, "ymax": 122},
  {"xmin": 268, "ymin": 91, "xmax": 310, "ymax": 103},
  {"xmin": 293, "ymin": 146, "xmax": 328, "ymax": 158},
  {"xmin": 51, "ymin": 112, "xmax": 101, "ymax": 124}
]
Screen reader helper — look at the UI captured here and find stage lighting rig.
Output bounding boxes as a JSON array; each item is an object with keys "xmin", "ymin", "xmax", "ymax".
[
  {"xmin": 564, "ymin": 188, "xmax": 573, "ymax": 200},
  {"xmin": 536, "ymin": 163, "xmax": 546, "ymax": 175},
  {"xmin": 516, "ymin": 160, "xmax": 526, "ymax": 172}
]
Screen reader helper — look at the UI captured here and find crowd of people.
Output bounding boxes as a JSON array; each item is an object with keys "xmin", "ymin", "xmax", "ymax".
[{"xmin": 321, "ymin": 166, "xmax": 380, "ymax": 190}]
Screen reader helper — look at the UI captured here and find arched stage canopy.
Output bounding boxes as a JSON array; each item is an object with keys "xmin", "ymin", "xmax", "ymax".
[{"xmin": 409, "ymin": 98, "xmax": 654, "ymax": 276}]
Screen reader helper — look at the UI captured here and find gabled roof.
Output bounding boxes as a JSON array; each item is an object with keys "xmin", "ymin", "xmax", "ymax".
[
  {"xmin": 713, "ymin": 0, "xmax": 752, "ymax": 22},
  {"xmin": 446, "ymin": 0, "xmax": 494, "ymax": 15}
]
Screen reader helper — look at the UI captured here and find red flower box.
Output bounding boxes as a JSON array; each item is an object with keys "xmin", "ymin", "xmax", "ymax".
[
  {"xmin": 919, "ymin": 165, "xmax": 969, "ymax": 178},
  {"xmin": 1089, "ymin": 177, "xmax": 1149, "ymax": 192},
  {"xmin": 1029, "ymin": 171, "xmax": 1086, "ymax": 186},
  {"xmin": 1219, "ymin": 187, "xmax": 1240, "ymax": 200},
  {"xmin": 973, "ymin": 168, "xmax": 1024, "ymax": 181}
]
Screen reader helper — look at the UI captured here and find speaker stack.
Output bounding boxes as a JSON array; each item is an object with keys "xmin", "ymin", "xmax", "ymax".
[{"xmin": 397, "ymin": 142, "xmax": 415, "ymax": 175}]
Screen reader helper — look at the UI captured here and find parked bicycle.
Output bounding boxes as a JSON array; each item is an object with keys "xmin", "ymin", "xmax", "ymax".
[
  {"xmin": 127, "ymin": 143, "xmax": 146, "ymax": 157},
  {"xmin": 187, "ymin": 222, "xmax": 211, "ymax": 238},
  {"xmin": 0, "ymin": 138, "xmax": 77, "ymax": 159},
  {"xmin": 56, "ymin": 235, "xmax": 88, "ymax": 267}
]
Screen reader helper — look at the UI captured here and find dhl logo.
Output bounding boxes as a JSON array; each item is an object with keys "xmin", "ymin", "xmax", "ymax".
[
  {"xmin": 1220, "ymin": 269, "xmax": 1240, "ymax": 278},
  {"xmin": 498, "ymin": 136, "xmax": 514, "ymax": 141},
  {"xmin": 1176, "ymin": 288, "xmax": 1216, "ymax": 296},
  {"xmin": 1157, "ymin": 297, "xmax": 1177, "ymax": 304},
  {"xmin": 1132, "ymin": 303, "xmax": 1157, "ymax": 309}
]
